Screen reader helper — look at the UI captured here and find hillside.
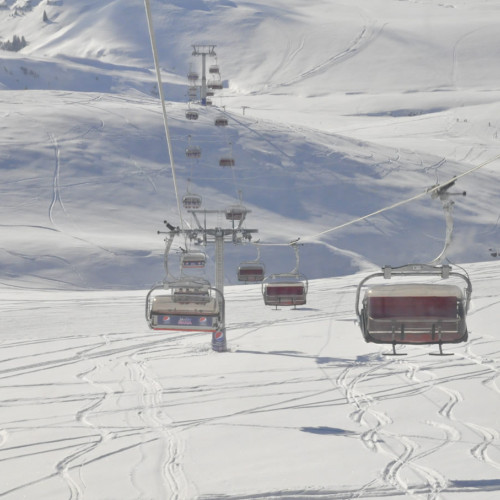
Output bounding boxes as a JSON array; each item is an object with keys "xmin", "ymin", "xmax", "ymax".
[
  {"xmin": 1, "ymin": 0, "xmax": 499, "ymax": 288},
  {"xmin": 1, "ymin": 2, "xmax": 500, "ymax": 499}
]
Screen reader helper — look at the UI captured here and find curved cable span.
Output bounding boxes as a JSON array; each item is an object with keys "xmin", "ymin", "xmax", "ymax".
[
  {"xmin": 144, "ymin": 0, "xmax": 185, "ymax": 232},
  {"xmin": 300, "ymin": 152, "xmax": 500, "ymax": 243}
]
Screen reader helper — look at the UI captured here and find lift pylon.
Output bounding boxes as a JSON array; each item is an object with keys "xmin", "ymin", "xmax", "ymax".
[
  {"xmin": 192, "ymin": 44, "xmax": 217, "ymax": 106},
  {"xmin": 149, "ymin": 212, "xmax": 258, "ymax": 352}
]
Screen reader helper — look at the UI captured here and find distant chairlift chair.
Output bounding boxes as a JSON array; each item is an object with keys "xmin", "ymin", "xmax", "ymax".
[
  {"xmin": 238, "ymin": 244, "xmax": 265, "ymax": 282},
  {"xmin": 262, "ymin": 241, "xmax": 308, "ymax": 308}
]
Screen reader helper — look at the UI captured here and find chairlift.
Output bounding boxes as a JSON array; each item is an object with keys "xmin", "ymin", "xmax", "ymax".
[
  {"xmin": 207, "ymin": 80, "xmax": 223, "ymax": 90},
  {"xmin": 182, "ymin": 192, "xmax": 202, "ymax": 209},
  {"xmin": 172, "ymin": 277, "xmax": 211, "ymax": 303},
  {"xmin": 188, "ymin": 86, "xmax": 198, "ymax": 98},
  {"xmin": 355, "ymin": 264, "xmax": 472, "ymax": 355},
  {"xmin": 182, "ymin": 179, "xmax": 202, "ymax": 209},
  {"xmin": 187, "ymin": 70, "xmax": 199, "ymax": 82},
  {"xmin": 238, "ymin": 244, "xmax": 265, "ymax": 282},
  {"xmin": 180, "ymin": 251, "xmax": 206, "ymax": 269},
  {"xmin": 262, "ymin": 241, "xmax": 308, "ymax": 308},
  {"xmin": 209, "ymin": 64, "xmax": 220, "ymax": 75},
  {"xmin": 215, "ymin": 115, "xmax": 229, "ymax": 127},
  {"xmin": 219, "ymin": 141, "xmax": 235, "ymax": 167},
  {"xmin": 238, "ymin": 262, "xmax": 265, "ymax": 282},
  {"xmin": 219, "ymin": 157, "xmax": 235, "ymax": 167},
  {"xmin": 185, "ymin": 135, "xmax": 201, "ymax": 158},
  {"xmin": 146, "ymin": 278, "xmax": 224, "ymax": 335},
  {"xmin": 185, "ymin": 109, "xmax": 199, "ymax": 120},
  {"xmin": 186, "ymin": 146, "xmax": 201, "ymax": 158},
  {"xmin": 263, "ymin": 280, "xmax": 307, "ymax": 308},
  {"xmin": 225, "ymin": 205, "xmax": 248, "ymax": 222}
]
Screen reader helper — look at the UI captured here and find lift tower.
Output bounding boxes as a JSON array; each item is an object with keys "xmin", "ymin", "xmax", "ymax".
[
  {"xmin": 192, "ymin": 44, "xmax": 216, "ymax": 106},
  {"xmin": 158, "ymin": 210, "xmax": 258, "ymax": 352}
]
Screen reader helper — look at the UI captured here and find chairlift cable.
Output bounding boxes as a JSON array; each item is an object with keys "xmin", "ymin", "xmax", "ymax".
[
  {"xmin": 144, "ymin": 0, "xmax": 185, "ymax": 232},
  {"xmin": 253, "ymin": 153, "xmax": 499, "ymax": 249},
  {"xmin": 300, "ymin": 152, "xmax": 500, "ymax": 243}
]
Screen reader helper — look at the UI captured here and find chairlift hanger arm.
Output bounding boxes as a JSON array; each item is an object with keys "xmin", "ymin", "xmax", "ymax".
[{"xmin": 145, "ymin": 283, "xmax": 165, "ymax": 322}]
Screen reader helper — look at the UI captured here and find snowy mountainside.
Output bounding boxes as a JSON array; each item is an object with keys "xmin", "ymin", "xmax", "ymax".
[
  {"xmin": 0, "ymin": 0, "xmax": 500, "ymax": 289},
  {"xmin": 1, "ymin": 3, "xmax": 500, "ymax": 498}
]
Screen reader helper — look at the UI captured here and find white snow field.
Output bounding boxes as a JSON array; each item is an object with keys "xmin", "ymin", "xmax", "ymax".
[{"xmin": 1, "ymin": 0, "xmax": 500, "ymax": 498}]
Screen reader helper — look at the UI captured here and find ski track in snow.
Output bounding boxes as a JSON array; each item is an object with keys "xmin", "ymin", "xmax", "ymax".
[
  {"xmin": 48, "ymin": 132, "xmax": 64, "ymax": 229},
  {"xmin": 277, "ymin": 16, "xmax": 383, "ymax": 89},
  {"xmin": 129, "ymin": 351, "xmax": 190, "ymax": 499},
  {"xmin": 1, "ymin": 275, "xmax": 500, "ymax": 498},
  {"xmin": 0, "ymin": 331, "xmax": 196, "ymax": 497},
  {"xmin": 335, "ymin": 353, "xmax": 494, "ymax": 499}
]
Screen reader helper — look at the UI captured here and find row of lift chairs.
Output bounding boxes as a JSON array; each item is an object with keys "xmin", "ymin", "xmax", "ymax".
[
  {"xmin": 148, "ymin": 47, "xmax": 473, "ymax": 355},
  {"xmin": 146, "ymin": 46, "xmax": 309, "ymax": 350},
  {"xmin": 146, "ymin": 56, "xmax": 234, "ymax": 350},
  {"xmin": 182, "ymin": 54, "xmax": 308, "ymax": 310},
  {"xmin": 150, "ymin": 135, "xmax": 473, "ymax": 356},
  {"xmin": 146, "ymin": 235, "xmax": 472, "ymax": 356},
  {"xmin": 146, "ymin": 233, "xmax": 309, "ymax": 336}
]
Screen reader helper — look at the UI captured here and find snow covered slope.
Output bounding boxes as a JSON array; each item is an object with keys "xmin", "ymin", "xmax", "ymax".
[
  {"xmin": 1, "ymin": 0, "xmax": 500, "ymax": 288},
  {"xmin": 1, "ymin": 2, "xmax": 500, "ymax": 498},
  {"xmin": 1, "ymin": 260, "xmax": 500, "ymax": 499}
]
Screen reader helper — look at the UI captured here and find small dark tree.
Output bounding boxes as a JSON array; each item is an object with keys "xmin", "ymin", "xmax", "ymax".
[
  {"xmin": 0, "ymin": 35, "xmax": 28, "ymax": 52},
  {"xmin": 43, "ymin": 10, "xmax": 48, "ymax": 22}
]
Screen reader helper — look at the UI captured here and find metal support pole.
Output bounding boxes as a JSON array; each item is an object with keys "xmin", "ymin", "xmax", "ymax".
[
  {"xmin": 192, "ymin": 44, "xmax": 216, "ymax": 107},
  {"xmin": 158, "ymin": 214, "xmax": 258, "ymax": 353},
  {"xmin": 201, "ymin": 53, "xmax": 207, "ymax": 106},
  {"xmin": 215, "ymin": 227, "xmax": 224, "ymax": 296}
]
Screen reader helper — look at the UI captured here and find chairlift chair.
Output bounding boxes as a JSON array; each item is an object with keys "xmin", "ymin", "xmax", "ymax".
[
  {"xmin": 262, "ymin": 241, "xmax": 308, "ymax": 308},
  {"xmin": 238, "ymin": 244, "xmax": 265, "ymax": 282},
  {"xmin": 215, "ymin": 115, "xmax": 228, "ymax": 127},
  {"xmin": 207, "ymin": 80, "xmax": 223, "ymax": 90},
  {"xmin": 262, "ymin": 275, "xmax": 308, "ymax": 308},
  {"xmin": 146, "ymin": 279, "xmax": 224, "ymax": 334},
  {"xmin": 219, "ymin": 141, "xmax": 234, "ymax": 166},
  {"xmin": 355, "ymin": 264, "xmax": 472, "ymax": 355},
  {"xmin": 209, "ymin": 64, "xmax": 220, "ymax": 74},
  {"xmin": 180, "ymin": 251, "xmax": 206, "ymax": 269},
  {"xmin": 225, "ymin": 205, "xmax": 248, "ymax": 222},
  {"xmin": 186, "ymin": 146, "xmax": 201, "ymax": 159},
  {"xmin": 171, "ymin": 277, "xmax": 211, "ymax": 303},
  {"xmin": 185, "ymin": 109, "xmax": 199, "ymax": 120},
  {"xmin": 238, "ymin": 262, "xmax": 265, "ymax": 282},
  {"xmin": 187, "ymin": 70, "xmax": 199, "ymax": 82},
  {"xmin": 219, "ymin": 157, "xmax": 235, "ymax": 167},
  {"xmin": 182, "ymin": 192, "xmax": 202, "ymax": 210},
  {"xmin": 188, "ymin": 86, "xmax": 198, "ymax": 99},
  {"xmin": 185, "ymin": 136, "xmax": 201, "ymax": 159}
]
